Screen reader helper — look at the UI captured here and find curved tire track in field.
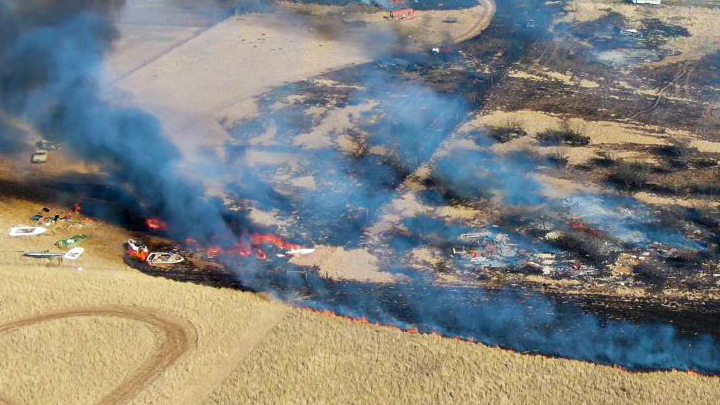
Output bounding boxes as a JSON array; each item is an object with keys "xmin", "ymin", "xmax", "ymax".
[
  {"xmin": 454, "ymin": 0, "xmax": 497, "ymax": 43},
  {"xmin": 0, "ymin": 307, "xmax": 197, "ymax": 405}
]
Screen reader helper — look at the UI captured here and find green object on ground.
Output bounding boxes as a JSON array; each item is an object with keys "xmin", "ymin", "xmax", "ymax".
[{"xmin": 55, "ymin": 234, "xmax": 89, "ymax": 248}]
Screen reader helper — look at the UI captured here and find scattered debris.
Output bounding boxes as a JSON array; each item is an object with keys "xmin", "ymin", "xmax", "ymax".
[
  {"xmin": 22, "ymin": 250, "xmax": 64, "ymax": 259},
  {"xmin": 9, "ymin": 226, "xmax": 47, "ymax": 237},
  {"xmin": 64, "ymin": 247, "xmax": 85, "ymax": 260},
  {"xmin": 41, "ymin": 215, "xmax": 59, "ymax": 227},
  {"xmin": 128, "ymin": 239, "xmax": 147, "ymax": 252},
  {"xmin": 620, "ymin": 28, "xmax": 639, "ymax": 36},
  {"xmin": 452, "ymin": 229, "xmax": 530, "ymax": 272},
  {"xmin": 631, "ymin": 0, "xmax": 661, "ymax": 5},
  {"xmin": 146, "ymin": 252, "xmax": 185, "ymax": 265}
]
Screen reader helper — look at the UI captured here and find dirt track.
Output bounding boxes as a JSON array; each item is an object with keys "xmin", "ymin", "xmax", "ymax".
[
  {"xmin": 0, "ymin": 307, "xmax": 196, "ymax": 405},
  {"xmin": 107, "ymin": 0, "xmax": 497, "ymax": 163},
  {"xmin": 456, "ymin": 0, "xmax": 496, "ymax": 42}
]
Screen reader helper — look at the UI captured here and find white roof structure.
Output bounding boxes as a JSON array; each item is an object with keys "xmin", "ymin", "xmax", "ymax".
[{"xmin": 631, "ymin": 0, "xmax": 661, "ymax": 5}]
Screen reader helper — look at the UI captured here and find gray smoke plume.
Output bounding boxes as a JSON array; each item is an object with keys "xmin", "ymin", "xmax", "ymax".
[{"xmin": 0, "ymin": 0, "xmax": 232, "ymax": 239}]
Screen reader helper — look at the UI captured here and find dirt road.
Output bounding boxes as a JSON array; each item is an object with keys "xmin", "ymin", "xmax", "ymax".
[
  {"xmin": 0, "ymin": 307, "xmax": 196, "ymax": 405},
  {"xmin": 456, "ymin": 0, "xmax": 497, "ymax": 42},
  {"xmin": 106, "ymin": 0, "xmax": 496, "ymax": 163}
]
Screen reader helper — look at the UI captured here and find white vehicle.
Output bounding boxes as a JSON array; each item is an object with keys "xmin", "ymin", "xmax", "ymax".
[
  {"xmin": 146, "ymin": 252, "xmax": 184, "ymax": 265},
  {"xmin": 287, "ymin": 248, "xmax": 315, "ymax": 256},
  {"xmin": 9, "ymin": 226, "xmax": 47, "ymax": 237},
  {"xmin": 64, "ymin": 247, "xmax": 85, "ymax": 260},
  {"xmin": 31, "ymin": 149, "xmax": 48, "ymax": 164},
  {"xmin": 127, "ymin": 239, "xmax": 148, "ymax": 252}
]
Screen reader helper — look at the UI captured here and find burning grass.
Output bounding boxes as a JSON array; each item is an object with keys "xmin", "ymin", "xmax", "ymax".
[{"xmin": 204, "ymin": 307, "xmax": 720, "ymax": 405}]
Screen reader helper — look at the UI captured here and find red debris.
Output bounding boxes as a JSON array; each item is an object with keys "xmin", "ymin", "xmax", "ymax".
[
  {"xmin": 206, "ymin": 246, "xmax": 223, "ymax": 256},
  {"xmin": 389, "ymin": 8, "xmax": 414, "ymax": 20},
  {"xmin": 569, "ymin": 221, "xmax": 603, "ymax": 237},
  {"xmin": 127, "ymin": 247, "xmax": 149, "ymax": 261}
]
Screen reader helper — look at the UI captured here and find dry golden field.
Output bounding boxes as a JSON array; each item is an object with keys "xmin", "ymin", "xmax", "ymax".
[
  {"xmin": 207, "ymin": 308, "xmax": 720, "ymax": 405},
  {"xmin": 1, "ymin": 253, "xmax": 719, "ymax": 404}
]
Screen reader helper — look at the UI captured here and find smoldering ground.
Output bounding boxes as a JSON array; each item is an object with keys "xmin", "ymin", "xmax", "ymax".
[
  {"xmin": 220, "ymin": 62, "xmax": 720, "ymax": 372},
  {"xmin": 2, "ymin": 0, "xmax": 720, "ymax": 373}
]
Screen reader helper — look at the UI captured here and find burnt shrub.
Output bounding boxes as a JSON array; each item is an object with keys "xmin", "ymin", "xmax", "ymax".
[
  {"xmin": 654, "ymin": 144, "xmax": 687, "ymax": 159},
  {"xmin": 429, "ymin": 150, "xmax": 498, "ymax": 202},
  {"xmin": 465, "ymin": 129, "xmax": 495, "ymax": 147},
  {"xmin": 550, "ymin": 230, "xmax": 613, "ymax": 265},
  {"xmin": 689, "ymin": 158, "xmax": 717, "ymax": 169},
  {"xmin": 547, "ymin": 151, "xmax": 569, "ymax": 167},
  {"xmin": 403, "ymin": 215, "xmax": 469, "ymax": 241},
  {"xmin": 665, "ymin": 250, "xmax": 704, "ymax": 271},
  {"xmin": 653, "ymin": 144, "xmax": 698, "ymax": 170},
  {"xmin": 487, "ymin": 121, "xmax": 527, "ymax": 143},
  {"xmin": 433, "ymin": 260, "xmax": 453, "ymax": 274},
  {"xmin": 506, "ymin": 149, "xmax": 567, "ymax": 168},
  {"xmin": 536, "ymin": 128, "xmax": 590, "ymax": 146},
  {"xmin": 589, "ymin": 154, "xmax": 616, "ymax": 168},
  {"xmin": 606, "ymin": 162, "xmax": 649, "ymax": 191},
  {"xmin": 642, "ymin": 18, "xmax": 690, "ymax": 38},
  {"xmin": 633, "ymin": 261, "xmax": 669, "ymax": 287}
]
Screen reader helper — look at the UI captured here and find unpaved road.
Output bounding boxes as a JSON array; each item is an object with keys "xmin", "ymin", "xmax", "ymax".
[
  {"xmin": 106, "ymin": 0, "xmax": 496, "ymax": 162},
  {"xmin": 0, "ymin": 307, "xmax": 196, "ymax": 405},
  {"xmin": 456, "ymin": 0, "xmax": 497, "ymax": 42}
]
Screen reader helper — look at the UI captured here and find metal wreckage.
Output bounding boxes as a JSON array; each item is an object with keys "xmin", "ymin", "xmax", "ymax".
[{"xmin": 447, "ymin": 195, "xmax": 719, "ymax": 289}]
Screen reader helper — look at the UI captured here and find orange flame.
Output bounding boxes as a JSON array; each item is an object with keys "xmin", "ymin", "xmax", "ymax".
[
  {"xmin": 146, "ymin": 217, "xmax": 168, "ymax": 230},
  {"xmin": 127, "ymin": 247, "xmax": 149, "ymax": 262},
  {"xmin": 251, "ymin": 233, "xmax": 301, "ymax": 250}
]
